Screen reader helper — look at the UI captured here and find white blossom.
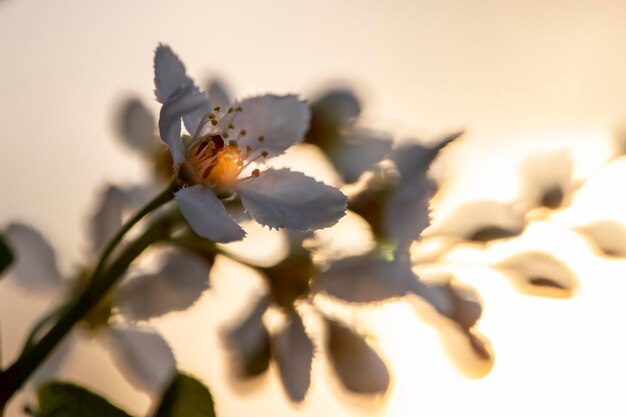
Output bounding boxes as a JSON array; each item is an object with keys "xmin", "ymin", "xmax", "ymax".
[{"xmin": 154, "ymin": 45, "xmax": 347, "ymax": 243}]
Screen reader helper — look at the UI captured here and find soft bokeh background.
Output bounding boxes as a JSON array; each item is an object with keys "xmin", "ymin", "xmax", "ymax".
[{"xmin": 2, "ymin": 0, "xmax": 626, "ymax": 416}]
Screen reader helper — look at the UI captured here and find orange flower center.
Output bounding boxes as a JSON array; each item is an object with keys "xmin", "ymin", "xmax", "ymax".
[{"xmin": 188, "ymin": 135, "xmax": 244, "ymax": 186}]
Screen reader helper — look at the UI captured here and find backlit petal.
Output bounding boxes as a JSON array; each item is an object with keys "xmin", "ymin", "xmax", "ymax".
[
  {"xmin": 5, "ymin": 223, "xmax": 63, "ymax": 291},
  {"xmin": 159, "ymin": 84, "xmax": 210, "ymax": 164},
  {"xmin": 89, "ymin": 185, "xmax": 125, "ymax": 256},
  {"xmin": 237, "ymin": 169, "xmax": 347, "ymax": 231},
  {"xmin": 101, "ymin": 324, "xmax": 176, "ymax": 392},
  {"xmin": 223, "ymin": 294, "xmax": 272, "ymax": 378},
  {"xmin": 328, "ymin": 130, "xmax": 392, "ymax": 183},
  {"xmin": 314, "ymin": 253, "xmax": 413, "ymax": 303},
  {"xmin": 326, "ymin": 319, "xmax": 390, "ymax": 394},
  {"xmin": 272, "ymin": 310, "xmax": 313, "ymax": 402},
  {"xmin": 116, "ymin": 251, "xmax": 211, "ymax": 320},
  {"xmin": 226, "ymin": 95, "xmax": 310, "ymax": 158},
  {"xmin": 154, "ymin": 44, "xmax": 192, "ymax": 103},
  {"xmin": 175, "ymin": 185, "xmax": 246, "ymax": 243},
  {"xmin": 384, "ymin": 176, "xmax": 434, "ymax": 250},
  {"xmin": 206, "ymin": 78, "xmax": 232, "ymax": 108},
  {"xmin": 391, "ymin": 131, "xmax": 461, "ymax": 183},
  {"xmin": 115, "ymin": 98, "xmax": 157, "ymax": 157}
]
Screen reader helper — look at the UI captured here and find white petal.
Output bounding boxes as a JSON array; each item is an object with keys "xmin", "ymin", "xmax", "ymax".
[
  {"xmin": 384, "ymin": 176, "xmax": 434, "ymax": 250},
  {"xmin": 182, "ymin": 95, "xmax": 213, "ymax": 139},
  {"xmin": 115, "ymin": 98, "xmax": 157, "ymax": 156},
  {"xmin": 427, "ymin": 200, "xmax": 526, "ymax": 242},
  {"xmin": 154, "ymin": 45, "xmax": 213, "ymax": 135},
  {"xmin": 175, "ymin": 185, "xmax": 246, "ymax": 243},
  {"xmin": 328, "ymin": 130, "xmax": 392, "ymax": 183},
  {"xmin": 101, "ymin": 324, "xmax": 176, "ymax": 392},
  {"xmin": 116, "ymin": 251, "xmax": 210, "ymax": 320},
  {"xmin": 314, "ymin": 254, "xmax": 413, "ymax": 303},
  {"xmin": 310, "ymin": 88, "xmax": 361, "ymax": 130},
  {"xmin": 411, "ymin": 279, "xmax": 482, "ymax": 330},
  {"xmin": 577, "ymin": 220, "xmax": 626, "ymax": 257},
  {"xmin": 326, "ymin": 319, "xmax": 390, "ymax": 394},
  {"xmin": 237, "ymin": 169, "xmax": 347, "ymax": 231},
  {"xmin": 154, "ymin": 44, "xmax": 192, "ymax": 103},
  {"xmin": 206, "ymin": 78, "xmax": 232, "ymax": 108},
  {"xmin": 391, "ymin": 131, "xmax": 461, "ymax": 182},
  {"xmin": 223, "ymin": 294, "xmax": 272, "ymax": 377},
  {"xmin": 228, "ymin": 95, "xmax": 310, "ymax": 158},
  {"xmin": 272, "ymin": 310, "xmax": 313, "ymax": 402},
  {"xmin": 4, "ymin": 223, "xmax": 63, "ymax": 291},
  {"xmin": 89, "ymin": 185, "xmax": 125, "ymax": 256},
  {"xmin": 159, "ymin": 84, "xmax": 210, "ymax": 165},
  {"xmin": 494, "ymin": 251, "xmax": 577, "ymax": 297}
]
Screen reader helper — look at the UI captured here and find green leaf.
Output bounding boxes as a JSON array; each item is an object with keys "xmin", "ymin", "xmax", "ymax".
[
  {"xmin": 154, "ymin": 373, "xmax": 216, "ymax": 417},
  {"xmin": 37, "ymin": 382, "xmax": 134, "ymax": 417},
  {"xmin": 0, "ymin": 233, "xmax": 14, "ymax": 275}
]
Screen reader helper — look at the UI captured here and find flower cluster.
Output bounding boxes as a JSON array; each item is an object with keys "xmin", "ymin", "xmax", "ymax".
[{"xmin": 2, "ymin": 42, "xmax": 611, "ymax": 417}]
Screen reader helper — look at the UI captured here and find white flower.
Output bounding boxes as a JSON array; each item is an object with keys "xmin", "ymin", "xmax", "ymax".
[{"xmin": 154, "ymin": 44, "xmax": 347, "ymax": 243}]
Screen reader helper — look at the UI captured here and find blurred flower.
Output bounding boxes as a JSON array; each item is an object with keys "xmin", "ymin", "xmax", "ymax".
[
  {"xmin": 4, "ymin": 184, "xmax": 212, "ymax": 392},
  {"xmin": 222, "ymin": 132, "xmax": 492, "ymax": 401},
  {"xmin": 305, "ymin": 88, "xmax": 392, "ymax": 184},
  {"xmin": 153, "ymin": 45, "xmax": 347, "ymax": 243},
  {"xmin": 315, "ymin": 133, "xmax": 491, "ymax": 363}
]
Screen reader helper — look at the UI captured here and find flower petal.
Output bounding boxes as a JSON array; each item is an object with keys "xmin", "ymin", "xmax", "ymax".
[
  {"xmin": 101, "ymin": 324, "xmax": 176, "ymax": 392},
  {"xmin": 326, "ymin": 319, "xmax": 390, "ymax": 394},
  {"xmin": 4, "ymin": 223, "xmax": 63, "ymax": 291},
  {"xmin": 116, "ymin": 251, "xmax": 210, "ymax": 320},
  {"xmin": 115, "ymin": 97, "xmax": 157, "ymax": 157},
  {"xmin": 223, "ymin": 294, "xmax": 272, "ymax": 378},
  {"xmin": 384, "ymin": 176, "xmax": 434, "ymax": 250},
  {"xmin": 159, "ymin": 84, "xmax": 211, "ymax": 164},
  {"xmin": 576, "ymin": 220, "xmax": 626, "ymax": 257},
  {"xmin": 427, "ymin": 200, "xmax": 526, "ymax": 243},
  {"xmin": 310, "ymin": 88, "xmax": 361, "ymax": 132},
  {"xmin": 328, "ymin": 130, "xmax": 392, "ymax": 183},
  {"xmin": 237, "ymin": 169, "xmax": 347, "ymax": 231},
  {"xmin": 154, "ymin": 44, "xmax": 193, "ymax": 103},
  {"xmin": 206, "ymin": 78, "xmax": 232, "ymax": 108},
  {"xmin": 175, "ymin": 185, "xmax": 246, "ymax": 243},
  {"xmin": 314, "ymin": 254, "xmax": 414, "ymax": 304},
  {"xmin": 89, "ymin": 185, "xmax": 125, "ymax": 256},
  {"xmin": 272, "ymin": 310, "xmax": 313, "ymax": 402},
  {"xmin": 227, "ymin": 95, "xmax": 310, "ymax": 158},
  {"xmin": 154, "ymin": 45, "xmax": 213, "ymax": 135},
  {"xmin": 391, "ymin": 131, "xmax": 461, "ymax": 183},
  {"xmin": 411, "ymin": 279, "xmax": 483, "ymax": 330},
  {"xmin": 494, "ymin": 251, "xmax": 578, "ymax": 298}
]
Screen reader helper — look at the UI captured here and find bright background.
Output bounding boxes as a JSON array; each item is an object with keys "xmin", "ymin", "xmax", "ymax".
[{"xmin": 2, "ymin": 1, "xmax": 626, "ymax": 416}]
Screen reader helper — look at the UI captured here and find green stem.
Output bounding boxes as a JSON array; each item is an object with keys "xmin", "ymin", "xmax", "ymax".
[
  {"xmin": 20, "ymin": 307, "xmax": 64, "ymax": 355},
  {"xmin": 0, "ymin": 185, "xmax": 177, "ymax": 411},
  {"xmin": 91, "ymin": 181, "xmax": 177, "ymax": 283}
]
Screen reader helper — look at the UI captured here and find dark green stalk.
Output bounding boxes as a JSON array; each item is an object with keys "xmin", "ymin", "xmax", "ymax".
[{"xmin": 0, "ymin": 185, "xmax": 177, "ymax": 412}]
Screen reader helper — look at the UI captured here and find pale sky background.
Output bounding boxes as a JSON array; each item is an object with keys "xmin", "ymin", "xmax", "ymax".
[{"xmin": 2, "ymin": 0, "xmax": 626, "ymax": 416}]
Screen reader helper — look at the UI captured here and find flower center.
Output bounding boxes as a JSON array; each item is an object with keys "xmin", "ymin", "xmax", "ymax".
[
  {"xmin": 182, "ymin": 106, "xmax": 269, "ymax": 187},
  {"xmin": 188, "ymin": 134, "xmax": 244, "ymax": 186}
]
